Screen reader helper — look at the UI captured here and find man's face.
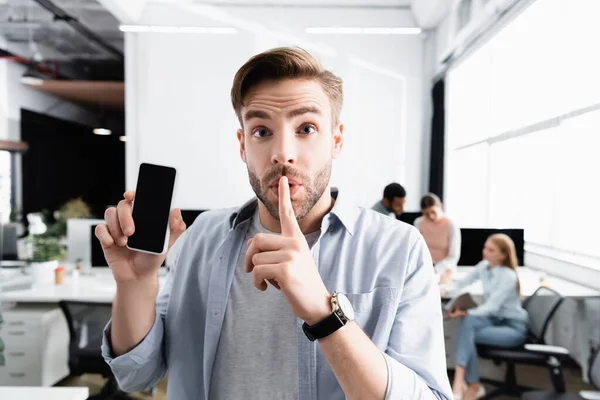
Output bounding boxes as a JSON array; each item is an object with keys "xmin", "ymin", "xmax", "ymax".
[
  {"xmin": 237, "ymin": 79, "xmax": 344, "ymax": 221},
  {"xmin": 383, "ymin": 196, "xmax": 405, "ymax": 217},
  {"xmin": 390, "ymin": 197, "xmax": 405, "ymax": 216}
]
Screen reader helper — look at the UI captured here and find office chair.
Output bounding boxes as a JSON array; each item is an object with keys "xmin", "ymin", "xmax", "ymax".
[
  {"xmin": 521, "ymin": 345, "xmax": 600, "ymax": 400},
  {"xmin": 59, "ymin": 301, "xmax": 133, "ymax": 399},
  {"xmin": 476, "ymin": 287, "xmax": 569, "ymax": 399}
]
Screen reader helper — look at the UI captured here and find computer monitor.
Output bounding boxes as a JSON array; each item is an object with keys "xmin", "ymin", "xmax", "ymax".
[
  {"xmin": 458, "ymin": 228, "xmax": 525, "ymax": 266},
  {"xmin": 180, "ymin": 209, "xmax": 208, "ymax": 227},
  {"xmin": 66, "ymin": 218, "xmax": 105, "ymax": 265},
  {"xmin": 79, "ymin": 210, "xmax": 208, "ymax": 269},
  {"xmin": 90, "ymin": 224, "xmax": 109, "ymax": 267},
  {"xmin": 397, "ymin": 212, "xmax": 422, "ymax": 226},
  {"xmin": 90, "ymin": 225, "xmax": 166, "ymax": 268},
  {"xmin": 1, "ymin": 224, "xmax": 19, "ymax": 261}
]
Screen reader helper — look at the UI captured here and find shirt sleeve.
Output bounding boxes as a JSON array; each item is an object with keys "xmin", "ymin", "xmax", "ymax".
[
  {"xmin": 383, "ymin": 235, "xmax": 453, "ymax": 400},
  {"xmin": 433, "ymin": 219, "xmax": 461, "ymax": 274},
  {"xmin": 468, "ymin": 269, "xmax": 518, "ymax": 317},
  {"xmin": 413, "ymin": 217, "xmax": 422, "ymax": 230},
  {"xmin": 443, "ymin": 261, "xmax": 485, "ymax": 298},
  {"xmin": 101, "ymin": 271, "xmax": 174, "ymax": 392}
]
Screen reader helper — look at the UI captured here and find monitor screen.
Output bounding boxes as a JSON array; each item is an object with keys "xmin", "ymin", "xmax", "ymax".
[
  {"xmin": 1, "ymin": 224, "xmax": 19, "ymax": 261},
  {"xmin": 91, "ymin": 225, "xmax": 109, "ymax": 267},
  {"xmin": 397, "ymin": 212, "xmax": 422, "ymax": 226},
  {"xmin": 180, "ymin": 209, "xmax": 208, "ymax": 228},
  {"xmin": 91, "ymin": 225, "xmax": 165, "ymax": 267},
  {"xmin": 66, "ymin": 218, "xmax": 105, "ymax": 264},
  {"xmin": 458, "ymin": 228, "xmax": 525, "ymax": 266}
]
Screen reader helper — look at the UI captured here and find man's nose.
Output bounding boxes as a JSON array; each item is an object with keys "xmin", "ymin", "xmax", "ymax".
[{"xmin": 271, "ymin": 132, "xmax": 297, "ymax": 165}]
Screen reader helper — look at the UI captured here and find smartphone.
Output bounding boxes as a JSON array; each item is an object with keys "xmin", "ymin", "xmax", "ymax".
[{"xmin": 126, "ymin": 163, "xmax": 177, "ymax": 255}]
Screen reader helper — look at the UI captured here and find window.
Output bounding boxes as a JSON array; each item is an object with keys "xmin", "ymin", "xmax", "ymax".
[
  {"xmin": 445, "ymin": 0, "xmax": 599, "ymax": 267},
  {"xmin": 0, "ymin": 150, "xmax": 11, "ymax": 223}
]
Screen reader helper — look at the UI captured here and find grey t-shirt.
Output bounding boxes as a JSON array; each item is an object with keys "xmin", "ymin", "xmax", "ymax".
[
  {"xmin": 209, "ymin": 210, "xmax": 320, "ymax": 400},
  {"xmin": 372, "ymin": 200, "xmax": 393, "ymax": 217}
]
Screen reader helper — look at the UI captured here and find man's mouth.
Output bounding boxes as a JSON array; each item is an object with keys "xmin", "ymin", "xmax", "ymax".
[{"xmin": 269, "ymin": 177, "xmax": 303, "ymax": 197}]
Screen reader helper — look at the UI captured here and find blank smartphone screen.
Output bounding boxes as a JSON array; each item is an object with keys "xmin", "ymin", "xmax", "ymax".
[{"xmin": 128, "ymin": 163, "xmax": 176, "ymax": 254}]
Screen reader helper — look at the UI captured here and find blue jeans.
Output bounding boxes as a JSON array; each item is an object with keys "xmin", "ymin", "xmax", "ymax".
[{"xmin": 455, "ymin": 315, "xmax": 528, "ymax": 383}]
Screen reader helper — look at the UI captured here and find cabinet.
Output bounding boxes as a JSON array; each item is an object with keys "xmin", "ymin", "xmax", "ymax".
[{"xmin": 0, "ymin": 304, "xmax": 69, "ymax": 386}]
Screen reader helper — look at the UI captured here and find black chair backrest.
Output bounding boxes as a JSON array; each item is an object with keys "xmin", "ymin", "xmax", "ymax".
[
  {"xmin": 523, "ymin": 287, "xmax": 563, "ymax": 343},
  {"xmin": 590, "ymin": 346, "xmax": 600, "ymax": 389},
  {"xmin": 59, "ymin": 301, "xmax": 113, "ymax": 356}
]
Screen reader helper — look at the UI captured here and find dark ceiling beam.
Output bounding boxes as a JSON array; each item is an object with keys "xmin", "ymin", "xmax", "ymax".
[{"xmin": 31, "ymin": 0, "xmax": 124, "ymax": 61}]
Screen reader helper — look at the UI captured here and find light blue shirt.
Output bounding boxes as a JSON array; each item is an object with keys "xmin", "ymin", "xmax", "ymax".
[
  {"xmin": 447, "ymin": 260, "xmax": 528, "ymax": 322},
  {"xmin": 101, "ymin": 190, "xmax": 453, "ymax": 400}
]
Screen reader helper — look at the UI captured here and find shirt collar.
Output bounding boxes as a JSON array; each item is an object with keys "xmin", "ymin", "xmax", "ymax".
[{"xmin": 229, "ymin": 187, "xmax": 357, "ymax": 235}]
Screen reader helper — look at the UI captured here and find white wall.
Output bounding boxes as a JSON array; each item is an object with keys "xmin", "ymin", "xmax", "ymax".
[
  {"xmin": 126, "ymin": 5, "xmax": 431, "ymax": 211},
  {"xmin": 0, "ymin": 60, "xmax": 10, "ymax": 141}
]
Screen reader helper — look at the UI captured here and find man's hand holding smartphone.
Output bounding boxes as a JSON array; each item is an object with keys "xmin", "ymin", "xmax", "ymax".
[
  {"xmin": 95, "ymin": 190, "xmax": 186, "ymax": 283},
  {"xmin": 95, "ymin": 186, "xmax": 185, "ymax": 356}
]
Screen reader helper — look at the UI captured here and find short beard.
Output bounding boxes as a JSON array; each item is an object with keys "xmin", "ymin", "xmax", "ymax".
[{"xmin": 248, "ymin": 161, "xmax": 331, "ymax": 222}]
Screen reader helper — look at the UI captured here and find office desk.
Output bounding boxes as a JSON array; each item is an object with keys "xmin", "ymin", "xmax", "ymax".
[
  {"xmin": 0, "ymin": 270, "xmax": 169, "ymax": 387},
  {"xmin": 0, "ymin": 269, "xmax": 169, "ymax": 303},
  {"xmin": 447, "ymin": 267, "xmax": 600, "ymax": 299},
  {"xmin": 0, "ymin": 260, "xmax": 27, "ymax": 268},
  {"xmin": 0, "ymin": 386, "xmax": 89, "ymax": 400},
  {"xmin": 443, "ymin": 266, "xmax": 600, "ymax": 381},
  {"xmin": 2, "ymin": 267, "xmax": 598, "ymax": 385}
]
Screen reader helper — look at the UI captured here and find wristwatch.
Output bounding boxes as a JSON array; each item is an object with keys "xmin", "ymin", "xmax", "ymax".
[{"xmin": 302, "ymin": 292, "xmax": 355, "ymax": 342}]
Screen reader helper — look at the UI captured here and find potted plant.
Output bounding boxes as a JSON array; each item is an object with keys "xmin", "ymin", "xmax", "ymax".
[
  {"xmin": 28, "ymin": 235, "xmax": 66, "ymax": 286},
  {"xmin": 46, "ymin": 198, "xmax": 92, "ymax": 238}
]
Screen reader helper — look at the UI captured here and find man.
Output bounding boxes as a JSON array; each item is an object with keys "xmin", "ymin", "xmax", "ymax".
[
  {"xmin": 372, "ymin": 183, "xmax": 406, "ymax": 218},
  {"xmin": 98, "ymin": 47, "xmax": 452, "ymax": 400}
]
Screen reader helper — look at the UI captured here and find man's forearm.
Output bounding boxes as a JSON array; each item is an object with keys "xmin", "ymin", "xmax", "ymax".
[
  {"xmin": 111, "ymin": 278, "xmax": 159, "ymax": 356},
  {"xmin": 319, "ymin": 322, "xmax": 388, "ymax": 400}
]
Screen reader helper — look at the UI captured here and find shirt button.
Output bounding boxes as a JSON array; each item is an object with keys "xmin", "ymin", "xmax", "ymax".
[
  {"xmin": 328, "ymin": 226, "xmax": 334, "ymax": 232},
  {"xmin": 213, "ymin": 311, "xmax": 220, "ymax": 317}
]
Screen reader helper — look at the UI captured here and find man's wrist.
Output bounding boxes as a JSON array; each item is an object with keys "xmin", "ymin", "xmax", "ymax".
[
  {"xmin": 115, "ymin": 277, "xmax": 159, "ymax": 298},
  {"xmin": 304, "ymin": 294, "xmax": 333, "ymax": 326}
]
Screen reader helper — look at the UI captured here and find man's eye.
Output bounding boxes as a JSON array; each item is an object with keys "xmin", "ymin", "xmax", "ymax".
[
  {"xmin": 253, "ymin": 128, "xmax": 270, "ymax": 138},
  {"xmin": 299, "ymin": 125, "xmax": 316, "ymax": 135}
]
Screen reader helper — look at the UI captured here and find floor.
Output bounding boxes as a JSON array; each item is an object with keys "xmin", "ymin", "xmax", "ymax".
[{"xmin": 57, "ymin": 364, "xmax": 594, "ymax": 399}]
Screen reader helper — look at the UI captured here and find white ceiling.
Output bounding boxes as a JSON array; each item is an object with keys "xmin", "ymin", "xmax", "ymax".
[{"xmin": 0, "ymin": 0, "xmax": 448, "ymax": 70}]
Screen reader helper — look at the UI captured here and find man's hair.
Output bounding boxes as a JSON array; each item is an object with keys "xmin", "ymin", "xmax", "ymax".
[
  {"xmin": 383, "ymin": 183, "xmax": 406, "ymax": 201},
  {"xmin": 420, "ymin": 193, "xmax": 443, "ymax": 210},
  {"xmin": 231, "ymin": 47, "xmax": 343, "ymax": 126}
]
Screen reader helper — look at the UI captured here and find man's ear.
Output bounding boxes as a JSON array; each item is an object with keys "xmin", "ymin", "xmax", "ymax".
[
  {"xmin": 332, "ymin": 122, "xmax": 344, "ymax": 159},
  {"xmin": 237, "ymin": 129, "xmax": 246, "ymax": 163}
]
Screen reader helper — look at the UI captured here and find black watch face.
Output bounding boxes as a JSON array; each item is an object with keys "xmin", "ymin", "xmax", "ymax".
[{"xmin": 337, "ymin": 293, "xmax": 355, "ymax": 321}]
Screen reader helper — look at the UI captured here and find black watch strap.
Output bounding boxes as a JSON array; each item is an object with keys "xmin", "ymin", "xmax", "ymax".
[{"xmin": 302, "ymin": 311, "xmax": 346, "ymax": 342}]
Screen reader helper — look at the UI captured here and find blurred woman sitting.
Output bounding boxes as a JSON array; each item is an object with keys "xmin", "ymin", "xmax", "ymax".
[
  {"xmin": 414, "ymin": 193, "xmax": 461, "ymax": 284},
  {"xmin": 440, "ymin": 234, "xmax": 528, "ymax": 400}
]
